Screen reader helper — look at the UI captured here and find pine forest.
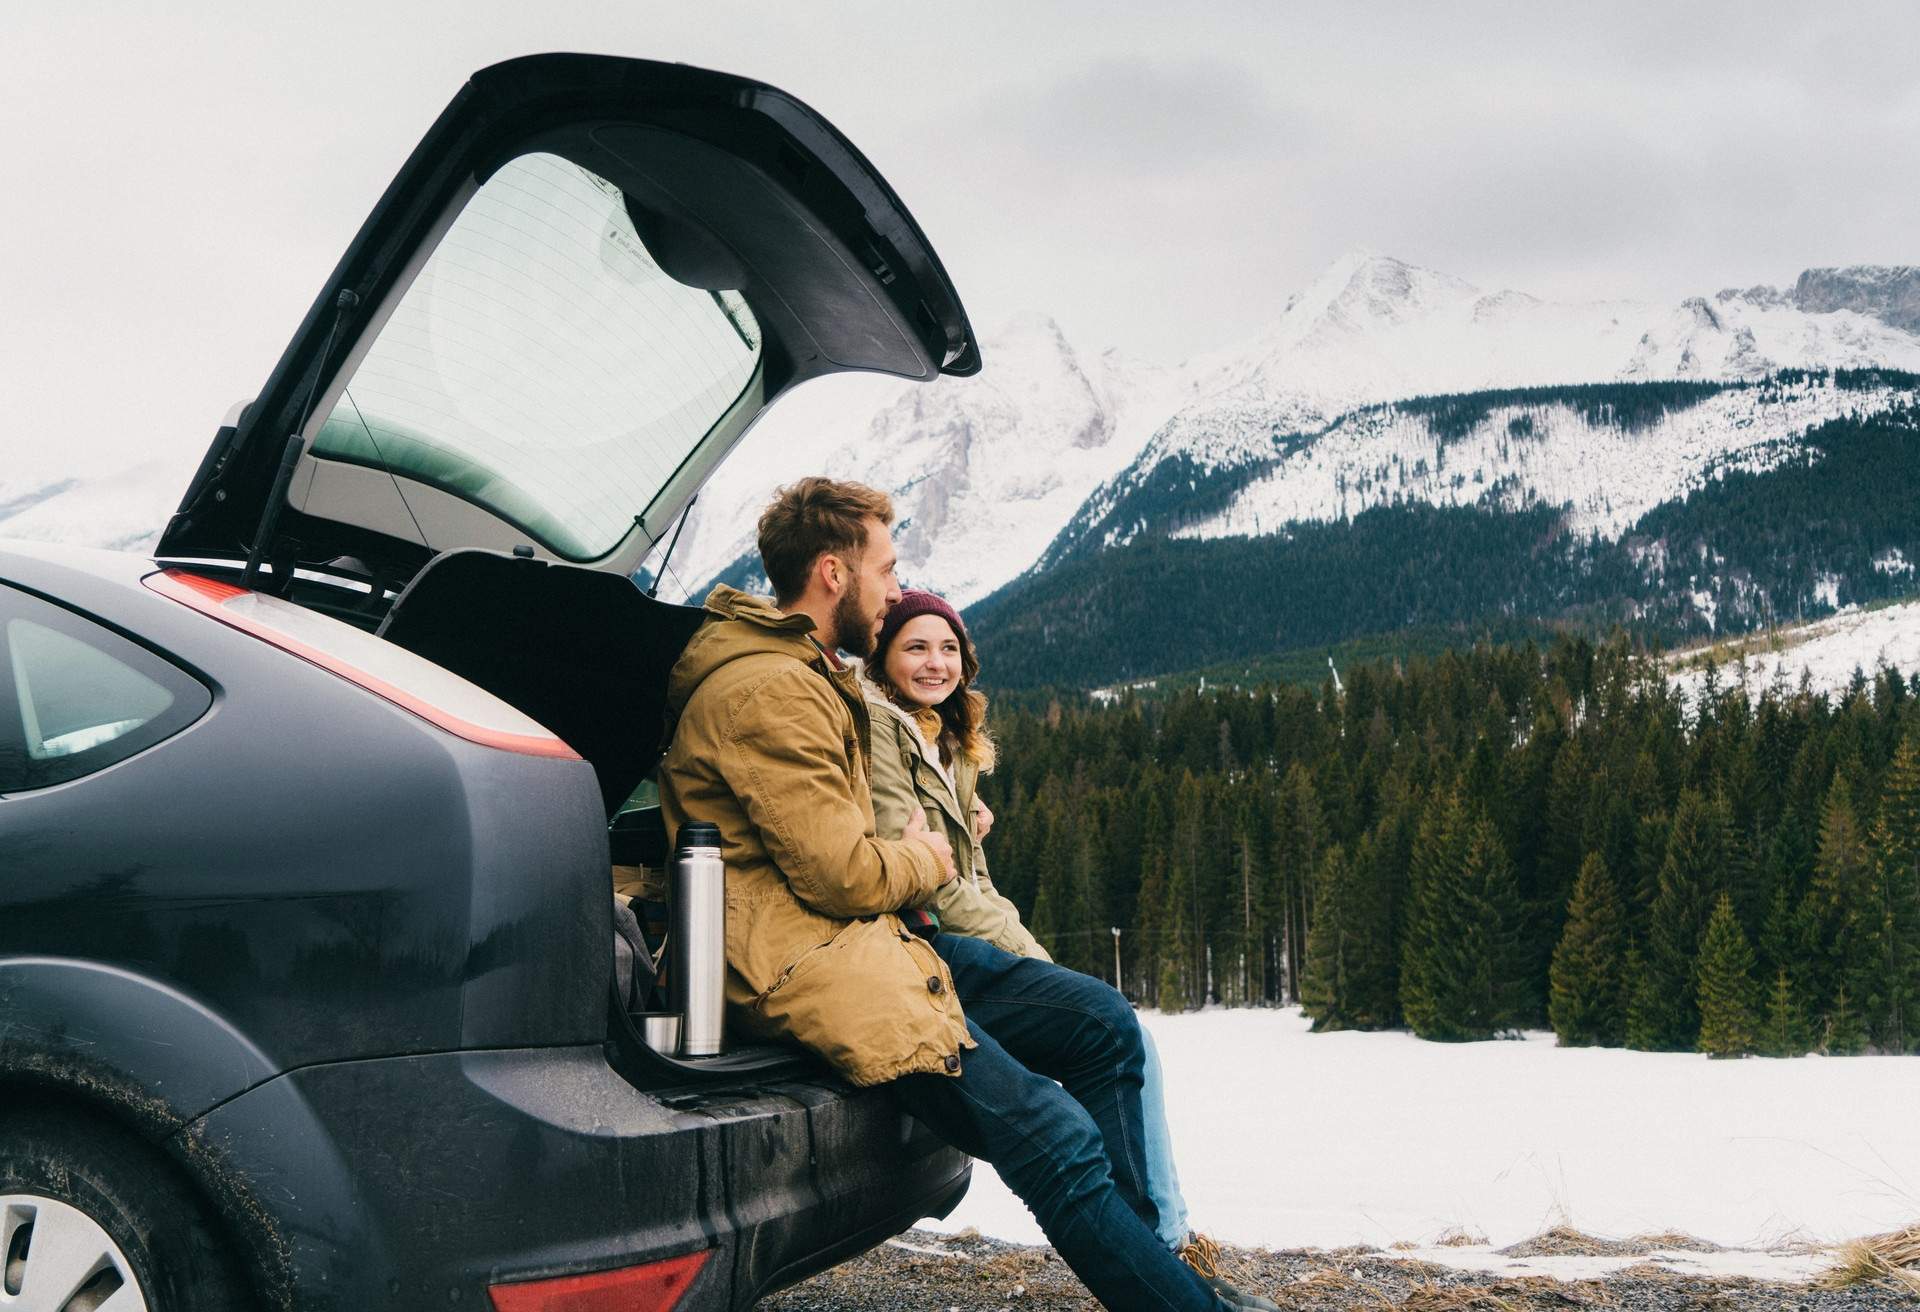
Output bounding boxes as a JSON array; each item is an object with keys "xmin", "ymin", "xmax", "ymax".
[{"xmin": 973, "ymin": 636, "xmax": 1920, "ymax": 1057}]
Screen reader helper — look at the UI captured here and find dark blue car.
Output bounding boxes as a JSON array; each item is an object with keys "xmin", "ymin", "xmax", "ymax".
[{"xmin": 0, "ymin": 53, "xmax": 979, "ymax": 1312}]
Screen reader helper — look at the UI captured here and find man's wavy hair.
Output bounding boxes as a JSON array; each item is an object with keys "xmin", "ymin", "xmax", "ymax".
[
  {"xmin": 757, "ymin": 477, "xmax": 895, "ymax": 604},
  {"xmin": 873, "ymin": 611, "xmax": 996, "ymax": 773}
]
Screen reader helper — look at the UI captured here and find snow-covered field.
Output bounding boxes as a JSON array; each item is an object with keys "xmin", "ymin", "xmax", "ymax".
[{"xmin": 929, "ymin": 1008, "xmax": 1918, "ymax": 1281}]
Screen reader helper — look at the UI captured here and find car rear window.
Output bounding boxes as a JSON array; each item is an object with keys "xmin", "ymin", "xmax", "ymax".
[
  {"xmin": 0, "ymin": 586, "xmax": 212, "ymax": 792},
  {"xmin": 311, "ymin": 151, "xmax": 764, "ymax": 561}
]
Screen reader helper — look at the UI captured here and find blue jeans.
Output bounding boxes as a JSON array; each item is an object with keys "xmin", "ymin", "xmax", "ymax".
[
  {"xmin": 891, "ymin": 934, "xmax": 1223, "ymax": 1312},
  {"xmin": 1140, "ymin": 1026, "xmax": 1191, "ymax": 1251}
]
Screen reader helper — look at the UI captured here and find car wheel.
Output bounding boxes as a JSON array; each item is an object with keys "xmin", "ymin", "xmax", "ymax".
[{"xmin": 0, "ymin": 1105, "xmax": 252, "ymax": 1312}]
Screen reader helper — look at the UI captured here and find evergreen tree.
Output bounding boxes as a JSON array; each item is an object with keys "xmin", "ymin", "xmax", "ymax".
[
  {"xmin": 1166, "ymin": 772, "xmax": 1208, "ymax": 1008},
  {"xmin": 1058, "ymin": 823, "xmax": 1101, "ymax": 978},
  {"xmin": 1624, "ymin": 942, "xmax": 1659, "ymax": 1050},
  {"xmin": 1162, "ymin": 832, "xmax": 1198, "ymax": 1011},
  {"xmin": 1399, "ymin": 786, "xmax": 1465, "ymax": 1033},
  {"xmin": 1269, "ymin": 764, "xmax": 1323, "ymax": 1004},
  {"xmin": 1355, "ymin": 804, "xmax": 1410, "ymax": 1026},
  {"xmin": 1156, "ymin": 952, "xmax": 1188, "ymax": 1014},
  {"xmin": 1823, "ymin": 985, "xmax": 1867, "ymax": 1055},
  {"xmin": 1300, "ymin": 843, "xmax": 1355, "ymax": 1029},
  {"xmin": 1802, "ymin": 779, "xmax": 1872, "ymax": 1041},
  {"xmin": 1301, "ymin": 834, "xmax": 1397, "ymax": 1030},
  {"xmin": 1229, "ymin": 778, "xmax": 1273, "ymax": 1004},
  {"xmin": 1402, "ymin": 805, "xmax": 1527, "ymax": 1040},
  {"xmin": 1861, "ymin": 733, "xmax": 1920, "ymax": 1051},
  {"xmin": 1634, "ymin": 790, "xmax": 1725, "ymax": 1050},
  {"xmin": 1758, "ymin": 967, "xmax": 1809, "ymax": 1058},
  {"xmin": 1720, "ymin": 740, "xmax": 1768, "ymax": 935},
  {"xmin": 1756, "ymin": 877, "xmax": 1800, "ymax": 980},
  {"xmin": 1696, "ymin": 894, "xmax": 1760, "ymax": 1058},
  {"xmin": 1629, "ymin": 807, "xmax": 1671, "ymax": 932},
  {"xmin": 1131, "ymin": 788, "xmax": 1171, "ymax": 1003},
  {"xmin": 1027, "ymin": 792, "xmax": 1067, "ymax": 956},
  {"xmin": 1028, "ymin": 864, "xmax": 1060, "ymax": 956},
  {"xmin": 1549, "ymin": 853, "xmax": 1626, "ymax": 1046},
  {"xmin": 1541, "ymin": 739, "xmax": 1591, "ymax": 921}
]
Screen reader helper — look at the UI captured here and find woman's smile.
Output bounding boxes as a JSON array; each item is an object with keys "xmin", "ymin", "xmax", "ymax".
[{"xmin": 885, "ymin": 613, "xmax": 965, "ymax": 708}]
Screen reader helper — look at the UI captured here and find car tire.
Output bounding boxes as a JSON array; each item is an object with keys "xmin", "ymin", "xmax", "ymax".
[{"xmin": 0, "ymin": 1103, "xmax": 254, "ymax": 1312}]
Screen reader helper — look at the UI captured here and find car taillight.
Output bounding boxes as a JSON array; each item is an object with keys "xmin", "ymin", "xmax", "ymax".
[
  {"xmin": 487, "ymin": 1251, "xmax": 710, "ymax": 1312},
  {"xmin": 145, "ymin": 568, "xmax": 580, "ymax": 760}
]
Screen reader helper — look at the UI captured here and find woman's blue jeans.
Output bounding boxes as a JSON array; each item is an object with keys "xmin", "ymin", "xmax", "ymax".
[
  {"xmin": 890, "ymin": 934, "xmax": 1222, "ymax": 1311},
  {"xmin": 1140, "ymin": 1025, "xmax": 1192, "ymax": 1251}
]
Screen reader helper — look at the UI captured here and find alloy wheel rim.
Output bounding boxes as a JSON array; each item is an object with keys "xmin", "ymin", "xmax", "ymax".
[{"xmin": 0, "ymin": 1195, "xmax": 149, "ymax": 1312}]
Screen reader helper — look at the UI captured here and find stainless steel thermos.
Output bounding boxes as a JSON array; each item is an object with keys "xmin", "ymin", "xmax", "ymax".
[{"xmin": 669, "ymin": 821, "xmax": 726, "ymax": 1057}]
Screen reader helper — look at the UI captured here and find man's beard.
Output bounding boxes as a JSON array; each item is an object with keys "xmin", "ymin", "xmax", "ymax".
[{"xmin": 833, "ymin": 577, "xmax": 876, "ymax": 658}]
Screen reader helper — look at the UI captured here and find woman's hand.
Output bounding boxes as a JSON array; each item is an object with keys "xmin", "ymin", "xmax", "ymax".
[{"xmin": 972, "ymin": 798, "xmax": 994, "ymax": 841}]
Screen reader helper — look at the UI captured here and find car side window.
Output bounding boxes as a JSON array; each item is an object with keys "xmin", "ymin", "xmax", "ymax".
[{"xmin": 0, "ymin": 585, "xmax": 212, "ymax": 793}]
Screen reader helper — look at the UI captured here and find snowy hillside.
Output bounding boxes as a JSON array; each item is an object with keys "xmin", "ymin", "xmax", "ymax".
[
  {"xmin": 1201, "ymin": 252, "xmax": 1920, "ymax": 457},
  {"xmin": 1051, "ymin": 255, "xmax": 1920, "ymax": 568},
  {"xmin": 1172, "ymin": 374, "xmax": 1916, "ymax": 546},
  {"xmin": 671, "ymin": 255, "xmax": 1920, "ymax": 606},
  {"xmin": 1670, "ymin": 596, "xmax": 1920, "ymax": 704}
]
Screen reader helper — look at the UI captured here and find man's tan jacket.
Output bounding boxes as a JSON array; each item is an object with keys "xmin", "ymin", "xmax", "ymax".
[{"xmin": 658, "ymin": 586, "xmax": 972, "ymax": 1086}]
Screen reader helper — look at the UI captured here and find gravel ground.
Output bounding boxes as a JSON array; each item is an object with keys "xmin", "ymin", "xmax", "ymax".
[{"xmin": 758, "ymin": 1228, "xmax": 1918, "ymax": 1311}]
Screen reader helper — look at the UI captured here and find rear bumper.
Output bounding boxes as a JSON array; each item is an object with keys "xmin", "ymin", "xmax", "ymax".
[{"xmin": 179, "ymin": 1044, "xmax": 971, "ymax": 1310}]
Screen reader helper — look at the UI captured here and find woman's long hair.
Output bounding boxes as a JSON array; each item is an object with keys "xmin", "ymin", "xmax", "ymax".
[{"xmin": 873, "ymin": 613, "xmax": 995, "ymax": 772}]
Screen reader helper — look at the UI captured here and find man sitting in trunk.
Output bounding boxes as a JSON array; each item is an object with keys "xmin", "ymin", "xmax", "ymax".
[{"xmin": 656, "ymin": 476, "xmax": 1265, "ymax": 1312}]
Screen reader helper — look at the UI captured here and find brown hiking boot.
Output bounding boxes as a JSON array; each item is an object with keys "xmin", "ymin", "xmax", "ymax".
[{"xmin": 1178, "ymin": 1232, "xmax": 1280, "ymax": 1311}]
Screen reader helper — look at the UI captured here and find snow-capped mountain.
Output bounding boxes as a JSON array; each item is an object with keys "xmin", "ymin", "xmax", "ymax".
[
  {"xmin": 1044, "ymin": 254, "xmax": 1920, "ymax": 568},
  {"xmin": 1083, "ymin": 373, "xmax": 1915, "ymax": 554},
  {"xmin": 672, "ymin": 254, "xmax": 1920, "ymax": 604},
  {"xmin": 665, "ymin": 312, "xmax": 1199, "ymax": 606}
]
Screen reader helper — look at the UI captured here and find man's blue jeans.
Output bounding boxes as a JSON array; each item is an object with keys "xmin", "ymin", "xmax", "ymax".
[{"xmin": 891, "ymin": 934, "xmax": 1222, "ymax": 1311}]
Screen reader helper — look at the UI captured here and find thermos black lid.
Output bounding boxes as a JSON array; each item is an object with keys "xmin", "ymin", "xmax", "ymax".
[{"xmin": 676, "ymin": 821, "xmax": 722, "ymax": 850}]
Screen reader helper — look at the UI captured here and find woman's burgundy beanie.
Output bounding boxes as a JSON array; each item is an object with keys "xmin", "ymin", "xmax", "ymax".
[{"xmin": 875, "ymin": 589, "xmax": 967, "ymax": 659}]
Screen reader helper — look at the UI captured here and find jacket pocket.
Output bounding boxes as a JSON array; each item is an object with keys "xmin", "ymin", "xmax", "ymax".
[{"xmin": 751, "ymin": 933, "xmax": 841, "ymax": 1011}]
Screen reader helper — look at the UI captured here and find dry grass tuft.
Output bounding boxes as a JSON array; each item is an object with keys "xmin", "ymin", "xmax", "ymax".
[
  {"xmin": 1433, "ymin": 1226, "xmax": 1490, "ymax": 1248},
  {"xmin": 1818, "ymin": 1223, "xmax": 1920, "ymax": 1295},
  {"xmin": 1487, "ymin": 1275, "xmax": 1618, "ymax": 1307},
  {"xmin": 1395, "ymin": 1279, "xmax": 1515, "ymax": 1310},
  {"xmin": 1276, "ymin": 1265, "xmax": 1397, "ymax": 1309},
  {"xmin": 1628, "ymin": 1229, "xmax": 1721, "ymax": 1253},
  {"xmin": 1496, "ymin": 1226, "xmax": 1639, "ymax": 1258},
  {"xmin": 971, "ymin": 1248, "xmax": 1048, "ymax": 1280},
  {"xmin": 1613, "ymin": 1261, "xmax": 1672, "ymax": 1280}
]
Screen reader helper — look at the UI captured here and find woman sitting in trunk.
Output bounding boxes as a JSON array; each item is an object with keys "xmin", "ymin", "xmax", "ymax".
[{"xmin": 863, "ymin": 590, "xmax": 1251, "ymax": 1303}]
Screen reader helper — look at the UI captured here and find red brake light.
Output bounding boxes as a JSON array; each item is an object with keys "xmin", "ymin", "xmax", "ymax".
[
  {"xmin": 145, "ymin": 568, "xmax": 580, "ymax": 760},
  {"xmin": 487, "ymin": 1250, "xmax": 710, "ymax": 1312}
]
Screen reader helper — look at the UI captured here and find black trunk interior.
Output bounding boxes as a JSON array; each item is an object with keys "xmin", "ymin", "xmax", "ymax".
[{"xmin": 377, "ymin": 549, "xmax": 705, "ymax": 818}]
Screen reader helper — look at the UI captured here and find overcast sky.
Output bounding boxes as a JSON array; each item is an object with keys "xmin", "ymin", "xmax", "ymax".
[{"xmin": 3, "ymin": 1, "xmax": 1917, "ymax": 479}]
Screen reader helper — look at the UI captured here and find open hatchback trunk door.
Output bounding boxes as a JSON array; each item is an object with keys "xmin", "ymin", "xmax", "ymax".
[
  {"xmin": 160, "ymin": 53, "xmax": 978, "ymax": 587},
  {"xmin": 156, "ymin": 54, "xmax": 978, "ymax": 818}
]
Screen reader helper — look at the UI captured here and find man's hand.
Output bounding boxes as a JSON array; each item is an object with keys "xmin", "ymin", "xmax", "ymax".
[
  {"xmin": 972, "ymin": 798, "xmax": 994, "ymax": 841},
  {"xmin": 905, "ymin": 807, "xmax": 958, "ymax": 884}
]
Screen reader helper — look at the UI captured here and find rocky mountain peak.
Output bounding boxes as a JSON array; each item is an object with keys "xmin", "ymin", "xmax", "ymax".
[{"xmin": 1791, "ymin": 265, "xmax": 1920, "ymax": 333}]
